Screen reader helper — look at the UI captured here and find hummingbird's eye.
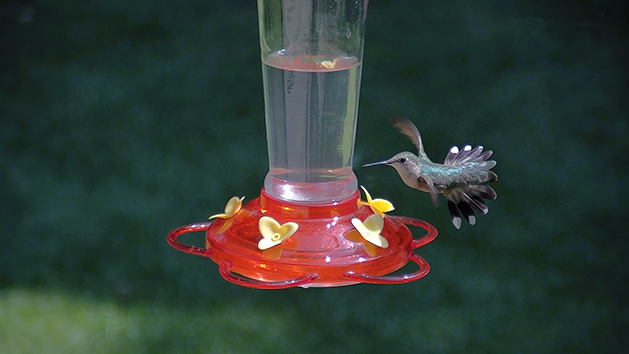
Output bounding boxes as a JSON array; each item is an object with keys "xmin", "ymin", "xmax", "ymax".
[{"xmin": 399, "ymin": 157, "xmax": 406, "ymax": 163}]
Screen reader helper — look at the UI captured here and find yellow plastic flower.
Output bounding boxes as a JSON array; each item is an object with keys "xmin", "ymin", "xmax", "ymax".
[
  {"xmin": 344, "ymin": 229, "xmax": 380, "ymax": 257},
  {"xmin": 320, "ymin": 58, "xmax": 338, "ymax": 69},
  {"xmin": 258, "ymin": 216, "xmax": 299, "ymax": 250},
  {"xmin": 351, "ymin": 214, "xmax": 388, "ymax": 248},
  {"xmin": 357, "ymin": 186, "xmax": 394, "ymax": 217},
  {"xmin": 208, "ymin": 196, "xmax": 245, "ymax": 220}
]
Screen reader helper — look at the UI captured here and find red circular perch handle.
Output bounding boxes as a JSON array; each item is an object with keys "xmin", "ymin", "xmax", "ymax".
[
  {"xmin": 343, "ymin": 253, "xmax": 430, "ymax": 284},
  {"xmin": 343, "ymin": 216, "xmax": 438, "ymax": 284},
  {"xmin": 168, "ymin": 222, "xmax": 318, "ymax": 289},
  {"xmin": 396, "ymin": 216, "xmax": 438, "ymax": 249},
  {"xmin": 167, "ymin": 222, "xmax": 213, "ymax": 258},
  {"xmin": 218, "ymin": 261, "xmax": 318, "ymax": 289}
]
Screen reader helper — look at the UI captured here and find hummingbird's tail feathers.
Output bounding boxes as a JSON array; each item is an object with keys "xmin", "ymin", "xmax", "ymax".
[
  {"xmin": 444, "ymin": 145, "xmax": 494, "ymax": 166},
  {"xmin": 469, "ymin": 184, "xmax": 497, "ymax": 200},
  {"xmin": 443, "ymin": 144, "xmax": 498, "ymax": 186},
  {"xmin": 444, "ymin": 185, "xmax": 497, "ymax": 229}
]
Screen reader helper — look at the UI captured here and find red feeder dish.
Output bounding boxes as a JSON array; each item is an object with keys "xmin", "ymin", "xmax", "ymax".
[{"xmin": 168, "ymin": 189, "xmax": 437, "ymax": 289}]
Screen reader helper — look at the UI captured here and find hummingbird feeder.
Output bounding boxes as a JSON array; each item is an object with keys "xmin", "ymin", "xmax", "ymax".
[{"xmin": 167, "ymin": 0, "xmax": 438, "ymax": 289}]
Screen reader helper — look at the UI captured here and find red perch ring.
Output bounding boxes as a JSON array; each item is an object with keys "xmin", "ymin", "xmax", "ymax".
[{"xmin": 167, "ymin": 189, "xmax": 437, "ymax": 289}]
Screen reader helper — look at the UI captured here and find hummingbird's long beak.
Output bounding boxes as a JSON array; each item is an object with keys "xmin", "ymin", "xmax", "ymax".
[{"xmin": 362, "ymin": 160, "xmax": 389, "ymax": 168}]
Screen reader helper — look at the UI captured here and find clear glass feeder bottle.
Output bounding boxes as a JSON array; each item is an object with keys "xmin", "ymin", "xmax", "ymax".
[{"xmin": 260, "ymin": 0, "xmax": 366, "ymax": 203}]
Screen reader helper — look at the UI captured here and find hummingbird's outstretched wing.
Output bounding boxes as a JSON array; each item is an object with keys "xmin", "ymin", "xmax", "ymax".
[{"xmin": 390, "ymin": 117, "xmax": 426, "ymax": 157}]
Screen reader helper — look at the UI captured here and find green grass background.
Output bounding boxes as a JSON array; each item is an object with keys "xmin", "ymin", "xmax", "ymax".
[{"xmin": 1, "ymin": 0, "xmax": 627, "ymax": 352}]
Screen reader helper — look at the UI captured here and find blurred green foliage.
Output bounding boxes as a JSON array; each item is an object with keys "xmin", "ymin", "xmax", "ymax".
[{"xmin": 1, "ymin": 0, "xmax": 627, "ymax": 353}]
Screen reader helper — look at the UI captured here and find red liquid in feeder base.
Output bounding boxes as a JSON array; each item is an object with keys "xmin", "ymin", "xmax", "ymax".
[{"xmin": 168, "ymin": 189, "xmax": 438, "ymax": 289}]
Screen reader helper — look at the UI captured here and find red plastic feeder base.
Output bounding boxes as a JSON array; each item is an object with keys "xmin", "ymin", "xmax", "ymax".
[{"xmin": 168, "ymin": 189, "xmax": 437, "ymax": 289}]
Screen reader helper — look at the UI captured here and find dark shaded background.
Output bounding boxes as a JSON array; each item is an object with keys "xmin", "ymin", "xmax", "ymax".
[{"xmin": 1, "ymin": 0, "xmax": 627, "ymax": 352}]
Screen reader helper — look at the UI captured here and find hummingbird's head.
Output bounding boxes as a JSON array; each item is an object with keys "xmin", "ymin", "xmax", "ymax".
[
  {"xmin": 362, "ymin": 151, "xmax": 416, "ymax": 170},
  {"xmin": 363, "ymin": 152, "xmax": 421, "ymax": 191},
  {"xmin": 363, "ymin": 152, "xmax": 418, "ymax": 189}
]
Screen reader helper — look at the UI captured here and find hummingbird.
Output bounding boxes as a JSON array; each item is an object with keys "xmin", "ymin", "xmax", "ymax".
[{"xmin": 363, "ymin": 118, "xmax": 498, "ymax": 229}]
